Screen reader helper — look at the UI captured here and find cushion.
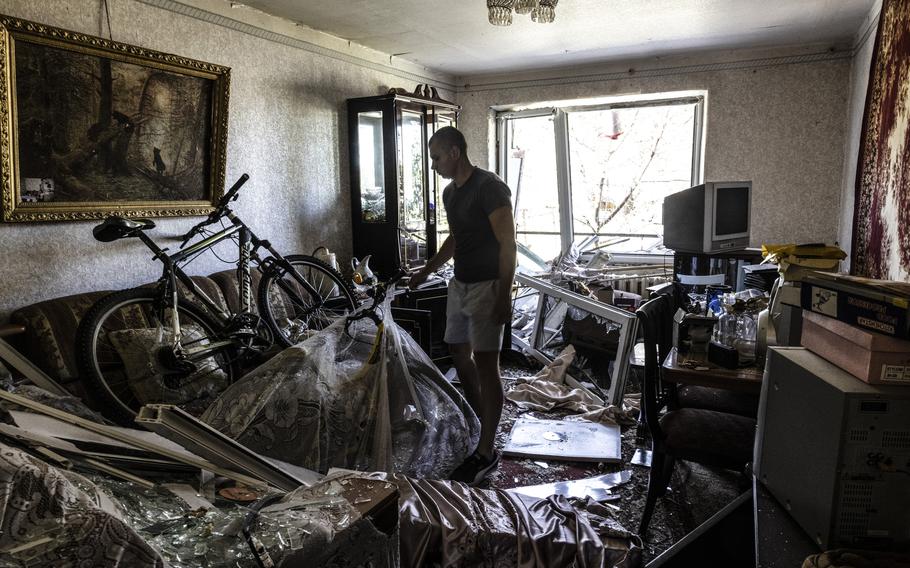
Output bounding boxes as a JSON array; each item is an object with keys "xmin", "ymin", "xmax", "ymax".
[
  {"xmin": 660, "ymin": 407, "xmax": 756, "ymax": 467},
  {"xmin": 107, "ymin": 325, "xmax": 229, "ymax": 411},
  {"xmin": 677, "ymin": 385, "xmax": 760, "ymax": 418},
  {"xmin": 10, "ymin": 290, "xmax": 112, "ymax": 385},
  {"xmin": 208, "ymin": 268, "xmax": 263, "ymax": 315}
]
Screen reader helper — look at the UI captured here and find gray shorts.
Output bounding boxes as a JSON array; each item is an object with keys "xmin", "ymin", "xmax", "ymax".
[{"xmin": 444, "ymin": 279, "xmax": 504, "ymax": 352}]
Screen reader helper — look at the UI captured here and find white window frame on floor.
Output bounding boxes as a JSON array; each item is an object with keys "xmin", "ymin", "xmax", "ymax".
[{"xmin": 495, "ymin": 93, "xmax": 706, "ymax": 255}]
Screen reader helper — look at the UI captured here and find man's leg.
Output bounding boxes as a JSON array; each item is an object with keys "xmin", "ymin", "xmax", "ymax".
[
  {"xmin": 472, "ymin": 350, "xmax": 503, "ymax": 461},
  {"xmin": 449, "ymin": 342, "xmax": 480, "ymax": 419},
  {"xmin": 447, "ymin": 280, "xmax": 505, "ymax": 483}
]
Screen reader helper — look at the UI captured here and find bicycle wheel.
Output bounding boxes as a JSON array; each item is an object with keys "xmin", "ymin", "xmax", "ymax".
[
  {"xmin": 76, "ymin": 288, "xmax": 237, "ymax": 425},
  {"xmin": 257, "ymin": 255, "xmax": 357, "ymax": 346}
]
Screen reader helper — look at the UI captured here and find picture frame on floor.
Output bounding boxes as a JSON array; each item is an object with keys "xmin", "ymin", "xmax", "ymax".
[{"xmin": 0, "ymin": 14, "xmax": 230, "ymax": 222}]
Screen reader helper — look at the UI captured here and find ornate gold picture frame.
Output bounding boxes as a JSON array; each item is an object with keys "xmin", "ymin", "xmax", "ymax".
[{"xmin": 0, "ymin": 15, "xmax": 230, "ymax": 222}]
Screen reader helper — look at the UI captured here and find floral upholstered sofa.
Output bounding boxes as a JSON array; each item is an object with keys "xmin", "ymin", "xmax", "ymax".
[{"xmin": 7, "ymin": 268, "xmax": 266, "ymax": 405}]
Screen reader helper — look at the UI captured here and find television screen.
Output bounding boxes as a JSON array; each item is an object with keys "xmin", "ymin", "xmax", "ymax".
[{"xmin": 713, "ymin": 185, "xmax": 750, "ymax": 237}]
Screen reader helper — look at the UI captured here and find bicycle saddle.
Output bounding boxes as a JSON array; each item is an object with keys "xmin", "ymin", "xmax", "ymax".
[{"xmin": 93, "ymin": 216, "xmax": 156, "ymax": 242}]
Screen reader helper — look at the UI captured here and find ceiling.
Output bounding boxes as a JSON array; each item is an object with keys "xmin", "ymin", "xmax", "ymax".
[{"xmin": 238, "ymin": 0, "xmax": 876, "ymax": 77}]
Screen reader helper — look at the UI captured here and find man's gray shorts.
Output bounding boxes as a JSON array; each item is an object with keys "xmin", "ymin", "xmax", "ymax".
[{"xmin": 444, "ymin": 279, "xmax": 504, "ymax": 352}]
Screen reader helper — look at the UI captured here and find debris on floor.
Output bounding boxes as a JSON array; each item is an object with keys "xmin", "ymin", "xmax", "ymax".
[
  {"xmin": 508, "ymin": 469, "xmax": 633, "ymax": 502},
  {"xmin": 505, "ymin": 345, "xmax": 638, "ymax": 426},
  {"xmin": 0, "ymin": 324, "xmax": 658, "ymax": 567},
  {"xmin": 0, "ymin": 311, "xmax": 745, "ymax": 567},
  {"xmin": 503, "ymin": 416, "xmax": 622, "ymax": 463}
]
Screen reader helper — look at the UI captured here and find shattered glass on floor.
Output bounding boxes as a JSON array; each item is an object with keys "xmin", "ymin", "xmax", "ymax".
[{"xmin": 483, "ymin": 360, "xmax": 744, "ymax": 563}]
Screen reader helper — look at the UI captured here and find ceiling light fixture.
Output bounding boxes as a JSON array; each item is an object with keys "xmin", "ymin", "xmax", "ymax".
[
  {"xmin": 488, "ymin": 0, "xmax": 556, "ymax": 26},
  {"xmin": 487, "ymin": 0, "xmax": 515, "ymax": 26},
  {"xmin": 514, "ymin": 0, "xmax": 538, "ymax": 15},
  {"xmin": 531, "ymin": 0, "xmax": 557, "ymax": 23}
]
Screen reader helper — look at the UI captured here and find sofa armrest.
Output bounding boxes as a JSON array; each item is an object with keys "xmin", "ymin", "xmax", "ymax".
[{"xmin": 9, "ymin": 291, "xmax": 112, "ymax": 389}]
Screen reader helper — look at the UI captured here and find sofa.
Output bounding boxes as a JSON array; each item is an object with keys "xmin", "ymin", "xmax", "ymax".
[{"xmin": 7, "ymin": 268, "xmax": 266, "ymax": 405}]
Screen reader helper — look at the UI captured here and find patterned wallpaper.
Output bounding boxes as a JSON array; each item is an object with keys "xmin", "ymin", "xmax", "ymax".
[
  {"xmin": 0, "ymin": 0, "xmax": 451, "ymax": 321},
  {"xmin": 456, "ymin": 51, "xmax": 852, "ymax": 251}
]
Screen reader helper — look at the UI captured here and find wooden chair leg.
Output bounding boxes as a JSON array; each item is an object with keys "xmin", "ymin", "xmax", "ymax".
[
  {"xmin": 639, "ymin": 450, "xmax": 665, "ymax": 537},
  {"xmin": 639, "ymin": 451, "xmax": 678, "ymax": 538},
  {"xmin": 659, "ymin": 455, "xmax": 676, "ymax": 497}
]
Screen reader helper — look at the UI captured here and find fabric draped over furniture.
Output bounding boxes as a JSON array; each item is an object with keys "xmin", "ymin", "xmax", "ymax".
[{"xmin": 341, "ymin": 471, "xmax": 643, "ymax": 568}]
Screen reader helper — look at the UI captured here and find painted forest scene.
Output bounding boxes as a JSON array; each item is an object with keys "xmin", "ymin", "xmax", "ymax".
[{"xmin": 14, "ymin": 40, "xmax": 214, "ymax": 204}]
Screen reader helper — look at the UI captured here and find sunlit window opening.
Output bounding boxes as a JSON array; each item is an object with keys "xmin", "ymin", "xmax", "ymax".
[{"xmin": 497, "ymin": 93, "xmax": 704, "ymax": 262}]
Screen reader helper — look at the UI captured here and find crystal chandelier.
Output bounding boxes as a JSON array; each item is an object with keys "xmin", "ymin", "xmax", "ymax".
[
  {"xmin": 488, "ymin": 0, "xmax": 557, "ymax": 26},
  {"xmin": 487, "ymin": 0, "xmax": 514, "ymax": 26},
  {"xmin": 514, "ymin": 0, "xmax": 537, "ymax": 15},
  {"xmin": 531, "ymin": 0, "xmax": 557, "ymax": 23}
]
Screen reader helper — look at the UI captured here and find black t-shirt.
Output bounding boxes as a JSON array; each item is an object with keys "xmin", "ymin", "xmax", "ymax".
[{"xmin": 442, "ymin": 168, "xmax": 512, "ymax": 282}]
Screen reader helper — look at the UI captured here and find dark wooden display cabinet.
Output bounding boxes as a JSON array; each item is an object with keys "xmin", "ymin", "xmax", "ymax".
[
  {"xmin": 347, "ymin": 91, "xmax": 460, "ymax": 279},
  {"xmin": 393, "ymin": 282, "xmax": 451, "ymax": 362}
]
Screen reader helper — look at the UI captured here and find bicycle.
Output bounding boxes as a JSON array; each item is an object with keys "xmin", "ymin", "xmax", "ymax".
[{"xmin": 76, "ymin": 173, "xmax": 357, "ymax": 423}]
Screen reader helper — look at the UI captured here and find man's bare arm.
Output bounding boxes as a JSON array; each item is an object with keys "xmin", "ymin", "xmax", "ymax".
[
  {"xmin": 488, "ymin": 205, "xmax": 517, "ymax": 325},
  {"xmin": 409, "ymin": 235, "xmax": 454, "ymax": 288}
]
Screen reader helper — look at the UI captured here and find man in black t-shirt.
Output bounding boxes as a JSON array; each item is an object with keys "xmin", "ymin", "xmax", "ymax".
[{"xmin": 410, "ymin": 126, "xmax": 516, "ymax": 485}]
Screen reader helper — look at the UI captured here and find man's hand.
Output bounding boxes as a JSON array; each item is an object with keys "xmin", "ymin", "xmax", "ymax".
[{"xmin": 408, "ymin": 268, "xmax": 430, "ymax": 289}]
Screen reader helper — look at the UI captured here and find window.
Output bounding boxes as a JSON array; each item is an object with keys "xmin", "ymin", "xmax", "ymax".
[{"xmin": 497, "ymin": 93, "xmax": 704, "ymax": 261}]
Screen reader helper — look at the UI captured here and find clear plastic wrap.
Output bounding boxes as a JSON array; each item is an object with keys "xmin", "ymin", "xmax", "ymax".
[
  {"xmin": 0, "ymin": 439, "xmax": 394, "ymax": 567},
  {"xmin": 0, "ymin": 442, "xmax": 166, "ymax": 567},
  {"xmin": 202, "ymin": 298, "xmax": 480, "ymax": 478}
]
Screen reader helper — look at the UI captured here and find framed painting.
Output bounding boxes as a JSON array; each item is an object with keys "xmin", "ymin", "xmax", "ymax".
[
  {"xmin": 0, "ymin": 15, "xmax": 230, "ymax": 222},
  {"xmin": 851, "ymin": 0, "xmax": 910, "ymax": 281}
]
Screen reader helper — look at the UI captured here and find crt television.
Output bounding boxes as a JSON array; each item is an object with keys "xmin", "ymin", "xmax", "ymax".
[{"xmin": 662, "ymin": 181, "xmax": 751, "ymax": 253}]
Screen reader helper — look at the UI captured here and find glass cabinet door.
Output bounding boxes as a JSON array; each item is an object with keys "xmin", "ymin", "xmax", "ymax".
[
  {"xmin": 398, "ymin": 109, "xmax": 427, "ymax": 267},
  {"xmin": 348, "ymin": 93, "xmax": 459, "ymax": 278},
  {"xmin": 357, "ymin": 110, "xmax": 385, "ymax": 222},
  {"xmin": 430, "ymin": 109, "xmax": 456, "ymax": 245}
]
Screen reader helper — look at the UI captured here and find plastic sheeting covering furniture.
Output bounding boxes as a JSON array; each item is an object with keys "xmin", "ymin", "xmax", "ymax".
[
  {"xmin": 202, "ymin": 302, "xmax": 480, "ymax": 478},
  {"xmin": 0, "ymin": 437, "xmax": 640, "ymax": 568},
  {"xmin": 0, "ymin": 442, "xmax": 166, "ymax": 567},
  {"xmin": 0, "ymin": 439, "xmax": 395, "ymax": 567}
]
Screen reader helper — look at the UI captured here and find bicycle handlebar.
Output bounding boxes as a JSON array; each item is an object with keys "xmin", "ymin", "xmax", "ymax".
[
  {"xmin": 218, "ymin": 173, "xmax": 250, "ymax": 208},
  {"xmin": 179, "ymin": 174, "xmax": 250, "ymax": 247}
]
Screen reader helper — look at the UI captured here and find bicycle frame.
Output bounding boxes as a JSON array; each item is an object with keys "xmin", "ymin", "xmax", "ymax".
[{"xmin": 133, "ymin": 210, "xmax": 325, "ymax": 361}]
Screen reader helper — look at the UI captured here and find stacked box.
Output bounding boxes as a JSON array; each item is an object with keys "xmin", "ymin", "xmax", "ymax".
[{"xmin": 800, "ymin": 310, "xmax": 910, "ymax": 385}]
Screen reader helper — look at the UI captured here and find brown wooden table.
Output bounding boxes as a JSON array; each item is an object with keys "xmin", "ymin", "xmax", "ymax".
[{"xmin": 662, "ymin": 346, "xmax": 764, "ymax": 394}]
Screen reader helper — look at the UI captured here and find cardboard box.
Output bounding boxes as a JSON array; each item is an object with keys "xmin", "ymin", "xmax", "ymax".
[
  {"xmin": 800, "ymin": 273, "xmax": 910, "ymax": 339},
  {"xmin": 800, "ymin": 310, "xmax": 910, "ymax": 385},
  {"xmin": 777, "ymin": 282, "xmax": 802, "ymax": 307}
]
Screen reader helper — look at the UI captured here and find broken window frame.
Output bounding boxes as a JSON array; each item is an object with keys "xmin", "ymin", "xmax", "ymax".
[
  {"xmin": 495, "ymin": 92, "xmax": 706, "ymax": 257},
  {"xmin": 513, "ymin": 273, "xmax": 639, "ymax": 406}
]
